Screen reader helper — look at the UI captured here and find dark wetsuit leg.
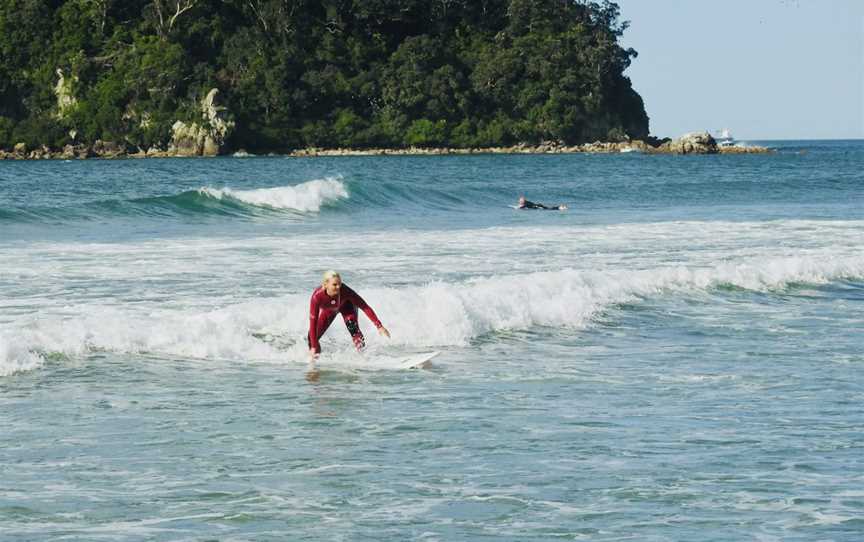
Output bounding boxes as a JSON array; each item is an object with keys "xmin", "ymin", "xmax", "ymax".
[{"xmin": 341, "ymin": 302, "xmax": 366, "ymax": 350}]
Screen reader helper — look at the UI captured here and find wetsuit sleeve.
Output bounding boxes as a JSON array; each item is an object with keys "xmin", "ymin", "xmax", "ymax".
[
  {"xmin": 308, "ymin": 290, "xmax": 321, "ymax": 352},
  {"xmin": 343, "ymin": 285, "xmax": 383, "ymax": 328}
]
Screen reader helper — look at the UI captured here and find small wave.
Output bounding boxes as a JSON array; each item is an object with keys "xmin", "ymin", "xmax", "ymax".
[
  {"xmin": 196, "ymin": 177, "xmax": 348, "ymax": 212},
  {"xmin": 0, "ymin": 177, "xmax": 349, "ymax": 223},
  {"xmin": 3, "ymin": 253, "xmax": 862, "ymax": 377}
]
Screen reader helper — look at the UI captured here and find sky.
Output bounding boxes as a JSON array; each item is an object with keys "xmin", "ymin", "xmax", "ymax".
[{"xmin": 615, "ymin": 0, "xmax": 864, "ymax": 140}]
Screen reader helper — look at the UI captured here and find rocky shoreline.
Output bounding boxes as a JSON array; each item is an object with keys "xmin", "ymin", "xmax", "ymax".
[
  {"xmin": 0, "ymin": 132, "xmax": 772, "ymax": 160},
  {"xmin": 289, "ymin": 133, "xmax": 772, "ymax": 157}
]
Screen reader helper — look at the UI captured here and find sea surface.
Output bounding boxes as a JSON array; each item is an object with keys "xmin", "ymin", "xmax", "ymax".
[{"xmin": 1, "ymin": 141, "xmax": 863, "ymax": 541}]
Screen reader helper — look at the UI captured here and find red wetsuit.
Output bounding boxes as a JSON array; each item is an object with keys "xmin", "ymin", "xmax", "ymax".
[{"xmin": 308, "ymin": 284, "xmax": 382, "ymax": 353}]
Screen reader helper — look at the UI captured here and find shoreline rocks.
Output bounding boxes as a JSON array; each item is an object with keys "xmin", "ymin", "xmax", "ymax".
[
  {"xmin": 287, "ymin": 133, "xmax": 773, "ymax": 157},
  {"xmin": 0, "ymin": 131, "xmax": 773, "ymax": 160}
]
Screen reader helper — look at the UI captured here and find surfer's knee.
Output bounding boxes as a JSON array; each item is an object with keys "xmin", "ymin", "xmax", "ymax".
[
  {"xmin": 345, "ymin": 317, "xmax": 361, "ymax": 337},
  {"xmin": 344, "ymin": 317, "xmax": 366, "ymax": 350}
]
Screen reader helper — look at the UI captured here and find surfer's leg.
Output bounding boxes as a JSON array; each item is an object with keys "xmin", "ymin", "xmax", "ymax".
[
  {"xmin": 307, "ymin": 311, "xmax": 337, "ymax": 353},
  {"xmin": 341, "ymin": 302, "xmax": 365, "ymax": 351}
]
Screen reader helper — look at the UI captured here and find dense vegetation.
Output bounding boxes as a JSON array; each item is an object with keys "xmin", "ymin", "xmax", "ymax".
[{"xmin": 0, "ymin": 0, "xmax": 649, "ymax": 152}]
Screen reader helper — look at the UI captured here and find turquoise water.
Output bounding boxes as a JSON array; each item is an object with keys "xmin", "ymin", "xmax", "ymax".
[{"xmin": 1, "ymin": 141, "xmax": 863, "ymax": 540}]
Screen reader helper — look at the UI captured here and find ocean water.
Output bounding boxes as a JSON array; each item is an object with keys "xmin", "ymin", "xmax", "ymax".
[{"xmin": 1, "ymin": 141, "xmax": 863, "ymax": 541}]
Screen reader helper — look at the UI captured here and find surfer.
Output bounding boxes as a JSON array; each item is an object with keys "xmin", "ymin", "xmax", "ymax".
[
  {"xmin": 516, "ymin": 195, "xmax": 567, "ymax": 210},
  {"xmin": 307, "ymin": 270, "xmax": 390, "ymax": 360}
]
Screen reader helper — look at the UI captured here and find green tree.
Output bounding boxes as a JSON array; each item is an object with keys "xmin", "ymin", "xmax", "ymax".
[
  {"xmin": 405, "ymin": 118, "xmax": 447, "ymax": 147},
  {"xmin": 0, "ymin": 0, "xmax": 648, "ymax": 151}
]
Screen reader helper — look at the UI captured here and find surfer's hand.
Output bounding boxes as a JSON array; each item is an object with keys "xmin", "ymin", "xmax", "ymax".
[{"xmin": 378, "ymin": 326, "xmax": 390, "ymax": 338}]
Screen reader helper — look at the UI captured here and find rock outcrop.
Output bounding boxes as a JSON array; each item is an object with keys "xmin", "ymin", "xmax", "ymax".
[
  {"xmin": 657, "ymin": 131, "xmax": 718, "ymax": 154},
  {"xmin": 717, "ymin": 145, "xmax": 773, "ymax": 154},
  {"xmin": 168, "ymin": 88, "xmax": 235, "ymax": 156},
  {"xmin": 54, "ymin": 68, "xmax": 78, "ymax": 119},
  {"xmin": 201, "ymin": 88, "xmax": 234, "ymax": 154},
  {"xmin": 60, "ymin": 144, "xmax": 92, "ymax": 159},
  {"xmin": 91, "ymin": 139, "xmax": 128, "ymax": 158},
  {"xmin": 169, "ymin": 121, "xmax": 210, "ymax": 156}
]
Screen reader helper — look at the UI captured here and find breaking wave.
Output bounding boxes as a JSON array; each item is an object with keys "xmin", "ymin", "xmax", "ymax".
[
  {"xmin": 2, "ymin": 253, "xmax": 862, "ymax": 376},
  {"xmin": 0, "ymin": 177, "xmax": 349, "ymax": 222},
  {"xmin": 191, "ymin": 178, "xmax": 348, "ymax": 212}
]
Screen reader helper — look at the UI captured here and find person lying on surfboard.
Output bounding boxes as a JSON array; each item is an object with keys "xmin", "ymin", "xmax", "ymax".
[
  {"xmin": 516, "ymin": 195, "xmax": 567, "ymax": 210},
  {"xmin": 307, "ymin": 270, "xmax": 390, "ymax": 360}
]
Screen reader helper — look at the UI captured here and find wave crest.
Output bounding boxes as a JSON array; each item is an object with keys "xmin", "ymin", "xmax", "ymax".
[
  {"xmin": 0, "ymin": 177, "xmax": 350, "ymax": 222},
  {"xmin": 195, "ymin": 177, "xmax": 348, "ymax": 212}
]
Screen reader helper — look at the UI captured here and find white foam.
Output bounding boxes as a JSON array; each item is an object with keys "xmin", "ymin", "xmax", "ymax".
[
  {"xmin": 12, "ymin": 298, "xmax": 295, "ymax": 366},
  {"xmin": 198, "ymin": 177, "xmax": 348, "ymax": 212},
  {"xmin": 2, "ymin": 253, "xmax": 862, "ymax": 375},
  {"xmin": 365, "ymin": 254, "xmax": 864, "ymax": 347},
  {"xmin": 0, "ymin": 334, "xmax": 44, "ymax": 376}
]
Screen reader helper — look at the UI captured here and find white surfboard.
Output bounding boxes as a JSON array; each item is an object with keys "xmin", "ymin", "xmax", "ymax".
[
  {"xmin": 397, "ymin": 351, "xmax": 440, "ymax": 369},
  {"xmin": 308, "ymin": 350, "xmax": 439, "ymax": 371}
]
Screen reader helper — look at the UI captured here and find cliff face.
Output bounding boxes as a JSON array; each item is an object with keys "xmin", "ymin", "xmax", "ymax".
[
  {"xmin": 169, "ymin": 89, "xmax": 235, "ymax": 156},
  {"xmin": 53, "ymin": 68, "xmax": 78, "ymax": 120},
  {"xmin": 0, "ymin": 0, "xmax": 648, "ymax": 153}
]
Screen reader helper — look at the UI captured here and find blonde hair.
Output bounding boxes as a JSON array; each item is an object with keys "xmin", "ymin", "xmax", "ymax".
[{"xmin": 321, "ymin": 270, "xmax": 341, "ymax": 287}]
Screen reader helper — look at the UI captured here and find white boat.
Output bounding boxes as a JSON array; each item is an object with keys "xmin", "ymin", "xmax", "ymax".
[{"xmin": 714, "ymin": 128, "xmax": 735, "ymax": 147}]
